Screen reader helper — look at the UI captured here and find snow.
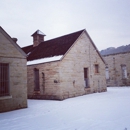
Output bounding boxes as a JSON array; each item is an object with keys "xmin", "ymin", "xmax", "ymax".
[
  {"xmin": 37, "ymin": 30, "xmax": 45, "ymax": 35},
  {"xmin": 27, "ymin": 52, "xmax": 31, "ymax": 56},
  {"xmin": 27, "ymin": 55, "xmax": 63, "ymax": 65},
  {"xmin": 0, "ymin": 87, "xmax": 130, "ymax": 130}
]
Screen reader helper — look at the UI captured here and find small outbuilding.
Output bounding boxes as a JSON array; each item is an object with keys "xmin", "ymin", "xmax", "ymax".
[
  {"xmin": 0, "ymin": 27, "xmax": 27, "ymax": 112},
  {"xmin": 22, "ymin": 29, "xmax": 107, "ymax": 100}
]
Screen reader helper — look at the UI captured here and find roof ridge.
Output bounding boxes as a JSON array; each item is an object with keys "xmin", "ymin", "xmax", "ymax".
[
  {"xmin": 22, "ymin": 29, "xmax": 85, "ymax": 61},
  {"xmin": 43, "ymin": 29, "xmax": 85, "ymax": 43},
  {"xmin": 22, "ymin": 29, "xmax": 85, "ymax": 48}
]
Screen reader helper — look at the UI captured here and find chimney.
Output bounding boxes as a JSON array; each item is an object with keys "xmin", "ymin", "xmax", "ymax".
[
  {"xmin": 31, "ymin": 30, "xmax": 46, "ymax": 47},
  {"xmin": 12, "ymin": 38, "xmax": 18, "ymax": 43}
]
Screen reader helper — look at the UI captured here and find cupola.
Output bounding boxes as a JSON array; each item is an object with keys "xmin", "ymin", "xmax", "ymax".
[{"xmin": 31, "ymin": 30, "xmax": 46, "ymax": 47}]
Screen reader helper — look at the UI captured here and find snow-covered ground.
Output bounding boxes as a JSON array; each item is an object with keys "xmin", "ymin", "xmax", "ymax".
[{"xmin": 0, "ymin": 87, "xmax": 130, "ymax": 130}]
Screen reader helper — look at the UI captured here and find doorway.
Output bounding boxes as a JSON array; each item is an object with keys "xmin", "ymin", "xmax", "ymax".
[
  {"xmin": 34, "ymin": 68, "xmax": 40, "ymax": 91},
  {"xmin": 84, "ymin": 68, "xmax": 89, "ymax": 88}
]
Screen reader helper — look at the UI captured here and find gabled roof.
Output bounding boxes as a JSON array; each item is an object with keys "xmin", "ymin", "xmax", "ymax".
[
  {"xmin": 0, "ymin": 26, "xmax": 27, "ymax": 57},
  {"xmin": 22, "ymin": 29, "xmax": 84, "ymax": 61},
  {"xmin": 22, "ymin": 29, "xmax": 105, "ymax": 64}
]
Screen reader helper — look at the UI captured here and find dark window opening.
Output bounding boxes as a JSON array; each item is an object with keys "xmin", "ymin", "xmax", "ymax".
[
  {"xmin": 95, "ymin": 64, "xmax": 99, "ymax": 73},
  {"xmin": 0, "ymin": 63, "xmax": 9, "ymax": 96}
]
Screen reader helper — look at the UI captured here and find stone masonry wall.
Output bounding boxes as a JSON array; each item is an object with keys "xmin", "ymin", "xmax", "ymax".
[
  {"xmin": 27, "ymin": 61, "xmax": 62, "ymax": 100},
  {"xmin": 59, "ymin": 31, "xmax": 107, "ymax": 99},
  {"xmin": 27, "ymin": 31, "xmax": 107, "ymax": 100},
  {"xmin": 103, "ymin": 53, "xmax": 130, "ymax": 86},
  {"xmin": 0, "ymin": 57, "xmax": 27, "ymax": 112},
  {"xmin": 0, "ymin": 31, "xmax": 27, "ymax": 112},
  {"xmin": 0, "ymin": 32, "xmax": 25, "ymax": 58}
]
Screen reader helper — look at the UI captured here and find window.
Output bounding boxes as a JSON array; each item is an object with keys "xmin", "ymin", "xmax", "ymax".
[
  {"xmin": 105, "ymin": 67, "xmax": 109, "ymax": 79},
  {"xmin": 95, "ymin": 64, "xmax": 99, "ymax": 73},
  {"xmin": 84, "ymin": 68, "xmax": 89, "ymax": 88},
  {"xmin": 0, "ymin": 63, "xmax": 9, "ymax": 96},
  {"xmin": 121, "ymin": 64, "xmax": 127, "ymax": 79},
  {"xmin": 34, "ymin": 68, "xmax": 40, "ymax": 91}
]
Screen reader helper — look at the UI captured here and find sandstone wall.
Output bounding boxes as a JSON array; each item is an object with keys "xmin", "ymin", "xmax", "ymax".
[
  {"xmin": 59, "ymin": 31, "xmax": 107, "ymax": 99},
  {"xmin": 0, "ymin": 31, "xmax": 27, "ymax": 112},
  {"xmin": 103, "ymin": 53, "xmax": 130, "ymax": 86},
  {"xmin": 27, "ymin": 31, "xmax": 107, "ymax": 100},
  {"xmin": 0, "ymin": 58, "xmax": 27, "ymax": 112},
  {"xmin": 0, "ymin": 31, "xmax": 25, "ymax": 58},
  {"xmin": 27, "ymin": 61, "xmax": 62, "ymax": 100}
]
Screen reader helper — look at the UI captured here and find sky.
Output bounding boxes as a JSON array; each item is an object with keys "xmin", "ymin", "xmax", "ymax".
[{"xmin": 0, "ymin": 0, "xmax": 130, "ymax": 51}]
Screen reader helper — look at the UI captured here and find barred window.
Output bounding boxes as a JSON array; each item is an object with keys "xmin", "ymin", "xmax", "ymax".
[{"xmin": 0, "ymin": 63, "xmax": 9, "ymax": 96}]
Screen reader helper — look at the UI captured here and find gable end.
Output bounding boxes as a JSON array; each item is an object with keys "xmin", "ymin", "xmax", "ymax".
[
  {"xmin": 0, "ymin": 26, "xmax": 27, "ymax": 58},
  {"xmin": 84, "ymin": 30, "xmax": 105, "ymax": 64}
]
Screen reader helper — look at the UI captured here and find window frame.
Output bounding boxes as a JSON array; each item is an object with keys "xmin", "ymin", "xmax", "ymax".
[
  {"xmin": 94, "ymin": 64, "xmax": 99, "ymax": 74},
  {"xmin": 105, "ymin": 67, "xmax": 110, "ymax": 80},
  {"xmin": 121, "ymin": 64, "xmax": 127, "ymax": 79}
]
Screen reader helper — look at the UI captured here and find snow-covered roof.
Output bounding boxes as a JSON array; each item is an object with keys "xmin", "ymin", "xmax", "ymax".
[
  {"xmin": 27, "ymin": 55, "xmax": 63, "ymax": 65},
  {"xmin": 31, "ymin": 30, "xmax": 46, "ymax": 36},
  {"xmin": 37, "ymin": 30, "xmax": 46, "ymax": 35}
]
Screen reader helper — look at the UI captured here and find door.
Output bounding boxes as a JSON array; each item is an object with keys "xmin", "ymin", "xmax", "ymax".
[
  {"xmin": 34, "ymin": 68, "xmax": 40, "ymax": 91},
  {"xmin": 84, "ymin": 68, "xmax": 89, "ymax": 87}
]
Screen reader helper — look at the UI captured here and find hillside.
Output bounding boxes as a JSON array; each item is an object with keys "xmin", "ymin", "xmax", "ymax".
[{"xmin": 100, "ymin": 44, "xmax": 130, "ymax": 56}]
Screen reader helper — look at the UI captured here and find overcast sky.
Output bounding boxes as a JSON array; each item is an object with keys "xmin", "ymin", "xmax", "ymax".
[{"xmin": 1, "ymin": 0, "xmax": 130, "ymax": 51}]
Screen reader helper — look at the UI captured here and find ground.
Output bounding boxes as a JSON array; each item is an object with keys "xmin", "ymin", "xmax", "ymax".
[{"xmin": 0, "ymin": 87, "xmax": 130, "ymax": 130}]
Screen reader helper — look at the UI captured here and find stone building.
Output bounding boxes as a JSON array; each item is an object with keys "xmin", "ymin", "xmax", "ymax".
[
  {"xmin": 0, "ymin": 26, "xmax": 27, "ymax": 112},
  {"xmin": 22, "ymin": 29, "xmax": 107, "ymax": 100},
  {"xmin": 102, "ymin": 52, "xmax": 130, "ymax": 86}
]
